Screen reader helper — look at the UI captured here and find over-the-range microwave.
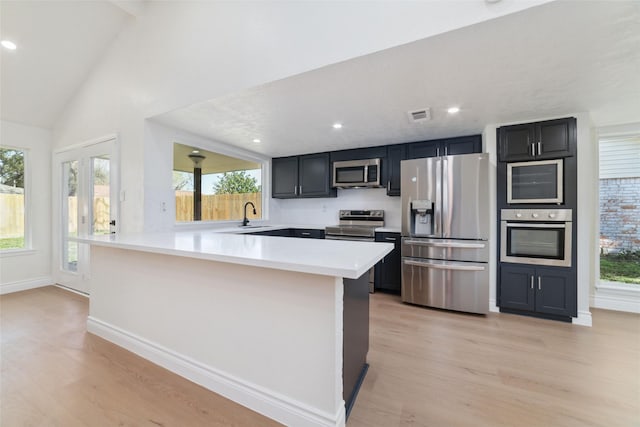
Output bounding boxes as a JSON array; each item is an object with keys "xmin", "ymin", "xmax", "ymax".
[
  {"xmin": 332, "ymin": 158, "xmax": 382, "ymax": 188},
  {"xmin": 507, "ymin": 158, "xmax": 563, "ymax": 204}
]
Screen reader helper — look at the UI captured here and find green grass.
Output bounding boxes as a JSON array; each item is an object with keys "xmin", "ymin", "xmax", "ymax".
[
  {"xmin": 0, "ymin": 237, "xmax": 25, "ymax": 250},
  {"xmin": 600, "ymin": 250, "xmax": 640, "ymax": 284}
]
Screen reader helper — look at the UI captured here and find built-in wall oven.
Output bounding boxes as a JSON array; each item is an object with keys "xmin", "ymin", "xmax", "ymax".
[
  {"xmin": 500, "ymin": 209, "xmax": 572, "ymax": 267},
  {"xmin": 507, "ymin": 159, "xmax": 563, "ymax": 204}
]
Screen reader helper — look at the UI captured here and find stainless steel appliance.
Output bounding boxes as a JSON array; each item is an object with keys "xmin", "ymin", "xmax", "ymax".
[
  {"xmin": 507, "ymin": 158, "xmax": 563, "ymax": 204},
  {"xmin": 500, "ymin": 208, "xmax": 572, "ymax": 267},
  {"xmin": 401, "ymin": 153, "xmax": 490, "ymax": 314},
  {"xmin": 326, "ymin": 210, "xmax": 384, "ymax": 292},
  {"xmin": 332, "ymin": 159, "xmax": 382, "ymax": 188}
]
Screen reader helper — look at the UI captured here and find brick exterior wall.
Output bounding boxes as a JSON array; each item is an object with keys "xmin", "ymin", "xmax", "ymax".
[{"xmin": 600, "ymin": 177, "xmax": 640, "ymax": 253}]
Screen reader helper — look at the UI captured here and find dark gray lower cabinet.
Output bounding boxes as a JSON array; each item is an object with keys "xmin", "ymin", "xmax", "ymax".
[
  {"xmin": 248, "ymin": 228, "xmax": 324, "ymax": 238},
  {"xmin": 374, "ymin": 232, "xmax": 401, "ymax": 293},
  {"xmin": 499, "ymin": 264, "xmax": 576, "ymax": 319}
]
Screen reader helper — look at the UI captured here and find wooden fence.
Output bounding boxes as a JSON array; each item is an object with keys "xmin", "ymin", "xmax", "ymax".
[
  {"xmin": 0, "ymin": 194, "xmax": 24, "ymax": 238},
  {"xmin": 0, "ymin": 194, "xmax": 111, "ymax": 237},
  {"xmin": 1, "ymin": 192, "xmax": 261, "ymax": 237},
  {"xmin": 176, "ymin": 192, "xmax": 262, "ymax": 222}
]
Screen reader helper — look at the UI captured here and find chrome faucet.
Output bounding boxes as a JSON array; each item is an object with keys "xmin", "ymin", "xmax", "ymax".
[{"xmin": 242, "ymin": 201, "xmax": 256, "ymax": 226}]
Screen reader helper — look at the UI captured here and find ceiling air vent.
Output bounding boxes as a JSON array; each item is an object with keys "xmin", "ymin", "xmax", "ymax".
[{"xmin": 407, "ymin": 108, "xmax": 432, "ymax": 123}]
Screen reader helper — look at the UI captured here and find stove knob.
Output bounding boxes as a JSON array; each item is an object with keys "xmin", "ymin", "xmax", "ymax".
[
  {"xmin": 532, "ymin": 213, "xmax": 539, "ymax": 219},
  {"xmin": 516, "ymin": 212, "xmax": 522, "ymax": 218},
  {"xmin": 549, "ymin": 212, "xmax": 556, "ymax": 219}
]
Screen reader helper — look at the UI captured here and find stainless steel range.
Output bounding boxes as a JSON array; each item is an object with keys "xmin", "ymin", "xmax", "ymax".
[
  {"xmin": 325, "ymin": 210, "xmax": 384, "ymax": 242},
  {"xmin": 325, "ymin": 210, "xmax": 385, "ymax": 292}
]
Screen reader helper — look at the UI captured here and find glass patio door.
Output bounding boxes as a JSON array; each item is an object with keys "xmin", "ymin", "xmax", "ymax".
[{"xmin": 54, "ymin": 138, "xmax": 118, "ymax": 294}]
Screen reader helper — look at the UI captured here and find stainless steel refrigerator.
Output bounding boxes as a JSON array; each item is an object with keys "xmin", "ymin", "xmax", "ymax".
[{"xmin": 401, "ymin": 153, "xmax": 490, "ymax": 314}]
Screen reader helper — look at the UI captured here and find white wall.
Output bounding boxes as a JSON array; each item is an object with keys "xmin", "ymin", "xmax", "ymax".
[
  {"xmin": 51, "ymin": 1, "xmax": 551, "ymax": 234},
  {"xmin": 144, "ymin": 120, "xmax": 271, "ymax": 232},
  {"xmin": 0, "ymin": 120, "xmax": 52, "ymax": 293},
  {"xmin": 271, "ymin": 188, "xmax": 402, "ymax": 229},
  {"xmin": 484, "ymin": 113, "xmax": 596, "ymax": 326}
]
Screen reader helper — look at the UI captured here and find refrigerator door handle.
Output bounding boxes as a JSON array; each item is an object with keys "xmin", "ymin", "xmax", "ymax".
[
  {"xmin": 404, "ymin": 240, "xmax": 486, "ymax": 249},
  {"xmin": 434, "ymin": 157, "xmax": 443, "ymax": 237},
  {"xmin": 403, "ymin": 259, "xmax": 486, "ymax": 271}
]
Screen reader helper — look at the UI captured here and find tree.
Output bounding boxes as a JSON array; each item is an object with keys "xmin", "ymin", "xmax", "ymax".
[
  {"xmin": 0, "ymin": 148, "xmax": 24, "ymax": 189},
  {"xmin": 173, "ymin": 171, "xmax": 193, "ymax": 190},
  {"xmin": 213, "ymin": 171, "xmax": 260, "ymax": 194}
]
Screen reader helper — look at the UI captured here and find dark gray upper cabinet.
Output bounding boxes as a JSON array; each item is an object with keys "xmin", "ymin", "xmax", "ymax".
[
  {"xmin": 272, "ymin": 156, "xmax": 298, "ymax": 198},
  {"xmin": 385, "ymin": 144, "xmax": 406, "ymax": 196},
  {"xmin": 498, "ymin": 117, "xmax": 576, "ymax": 162},
  {"xmin": 406, "ymin": 135, "xmax": 482, "ymax": 160},
  {"xmin": 443, "ymin": 135, "xmax": 482, "ymax": 156},
  {"xmin": 298, "ymin": 153, "xmax": 335, "ymax": 197},
  {"xmin": 272, "ymin": 153, "xmax": 336, "ymax": 199},
  {"xmin": 329, "ymin": 146, "xmax": 387, "ymax": 163}
]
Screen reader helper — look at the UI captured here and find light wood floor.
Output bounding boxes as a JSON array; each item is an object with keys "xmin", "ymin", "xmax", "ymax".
[{"xmin": 2, "ymin": 287, "xmax": 639, "ymax": 426}]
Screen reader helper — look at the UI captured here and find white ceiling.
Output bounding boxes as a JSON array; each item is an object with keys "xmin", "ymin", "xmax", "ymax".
[
  {"xmin": 0, "ymin": 1, "xmax": 135, "ymax": 129},
  {"xmin": 1, "ymin": 1, "xmax": 638, "ymax": 155},
  {"xmin": 153, "ymin": 0, "xmax": 640, "ymax": 158}
]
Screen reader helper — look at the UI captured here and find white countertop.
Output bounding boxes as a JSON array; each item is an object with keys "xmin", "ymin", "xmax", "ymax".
[{"xmin": 75, "ymin": 230, "xmax": 393, "ymax": 279}]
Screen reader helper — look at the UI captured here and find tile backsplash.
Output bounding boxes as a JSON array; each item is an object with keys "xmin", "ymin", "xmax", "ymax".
[{"xmin": 270, "ymin": 188, "xmax": 402, "ymax": 228}]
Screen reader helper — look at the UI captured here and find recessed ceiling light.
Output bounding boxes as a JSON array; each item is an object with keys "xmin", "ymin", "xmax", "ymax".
[
  {"xmin": 447, "ymin": 107, "xmax": 460, "ymax": 114},
  {"xmin": 332, "ymin": 123, "xmax": 343, "ymax": 129},
  {"xmin": 1, "ymin": 40, "xmax": 17, "ymax": 50},
  {"xmin": 252, "ymin": 139, "xmax": 261, "ymax": 143},
  {"xmin": 191, "ymin": 150, "xmax": 200, "ymax": 154}
]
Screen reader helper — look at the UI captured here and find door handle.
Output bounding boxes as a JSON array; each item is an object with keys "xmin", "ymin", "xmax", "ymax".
[
  {"xmin": 530, "ymin": 275, "xmax": 534, "ymax": 289},
  {"xmin": 403, "ymin": 259, "xmax": 485, "ymax": 271},
  {"xmin": 299, "ymin": 185, "xmax": 302, "ymax": 195},
  {"xmin": 537, "ymin": 142, "xmax": 542, "ymax": 156},
  {"xmin": 404, "ymin": 240, "xmax": 485, "ymax": 249},
  {"xmin": 538, "ymin": 276, "xmax": 541, "ymax": 290},
  {"xmin": 387, "ymin": 180, "xmax": 390, "ymax": 192},
  {"xmin": 384, "ymin": 237, "xmax": 396, "ymax": 241}
]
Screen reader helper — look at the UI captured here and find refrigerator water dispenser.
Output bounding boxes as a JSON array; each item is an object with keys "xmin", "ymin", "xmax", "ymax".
[{"xmin": 410, "ymin": 199, "xmax": 433, "ymax": 236}]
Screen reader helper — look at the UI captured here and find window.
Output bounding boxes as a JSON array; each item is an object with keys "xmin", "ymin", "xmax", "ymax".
[
  {"xmin": 173, "ymin": 143, "xmax": 263, "ymax": 222},
  {"xmin": 0, "ymin": 147, "xmax": 27, "ymax": 250}
]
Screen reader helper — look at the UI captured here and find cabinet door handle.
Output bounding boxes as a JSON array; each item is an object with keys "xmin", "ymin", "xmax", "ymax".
[
  {"xmin": 529, "ymin": 143, "xmax": 534, "ymax": 157},
  {"xmin": 299, "ymin": 185, "xmax": 302, "ymax": 195},
  {"xmin": 444, "ymin": 146, "xmax": 448, "ymax": 156},
  {"xmin": 530, "ymin": 275, "xmax": 534, "ymax": 289},
  {"xmin": 384, "ymin": 237, "xmax": 396, "ymax": 241},
  {"xmin": 301, "ymin": 232, "xmax": 311, "ymax": 236},
  {"xmin": 436, "ymin": 147, "xmax": 440, "ymax": 157},
  {"xmin": 538, "ymin": 276, "xmax": 541, "ymax": 291},
  {"xmin": 387, "ymin": 180, "xmax": 390, "ymax": 192},
  {"xmin": 537, "ymin": 141, "xmax": 542, "ymax": 156}
]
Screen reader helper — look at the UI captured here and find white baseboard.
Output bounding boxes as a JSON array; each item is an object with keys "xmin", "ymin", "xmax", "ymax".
[
  {"xmin": 489, "ymin": 299, "xmax": 499, "ymax": 312},
  {"xmin": 572, "ymin": 310, "xmax": 593, "ymax": 327},
  {"xmin": 591, "ymin": 281, "xmax": 640, "ymax": 314},
  {"xmin": 0, "ymin": 276, "xmax": 52, "ymax": 295},
  {"xmin": 87, "ymin": 317, "xmax": 345, "ymax": 427}
]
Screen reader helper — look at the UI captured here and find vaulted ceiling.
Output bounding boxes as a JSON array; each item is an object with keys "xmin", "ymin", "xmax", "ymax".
[
  {"xmin": 1, "ymin": 0, "xmax": 639, "ymax": 158},
  {"xmin": 0, "ymin": 1, "xmax": 137, "ymax": 129}
]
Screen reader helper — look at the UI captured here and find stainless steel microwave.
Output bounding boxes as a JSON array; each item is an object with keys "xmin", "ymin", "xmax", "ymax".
[
  {"xmin": 332, "ymin": 158, "xmax": 381, "ymax": 188},
  {"xmin": 507, "ymin": 158, "xmax": 563, "ymax": 204}
]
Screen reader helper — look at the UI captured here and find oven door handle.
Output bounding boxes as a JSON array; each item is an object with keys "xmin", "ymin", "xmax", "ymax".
[
  {"xmin": 403, "ymin": 259, "xmax": 486, "ymax": 271},
  {"xmin": 505, "ymin": 223, "xmax": 567, "ymax": 228},
  {"xmin": 404, "ymin": 240, "xmax": 486, "ymax": 249},
  {"xmin": 325, "ymin": 235, "xmax": 374, "ymax": 242}
]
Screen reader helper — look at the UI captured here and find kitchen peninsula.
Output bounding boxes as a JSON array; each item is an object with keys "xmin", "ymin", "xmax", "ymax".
[{"xmin": 76, "ymin": 230, "xmax": 392, "ymax": 427}]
